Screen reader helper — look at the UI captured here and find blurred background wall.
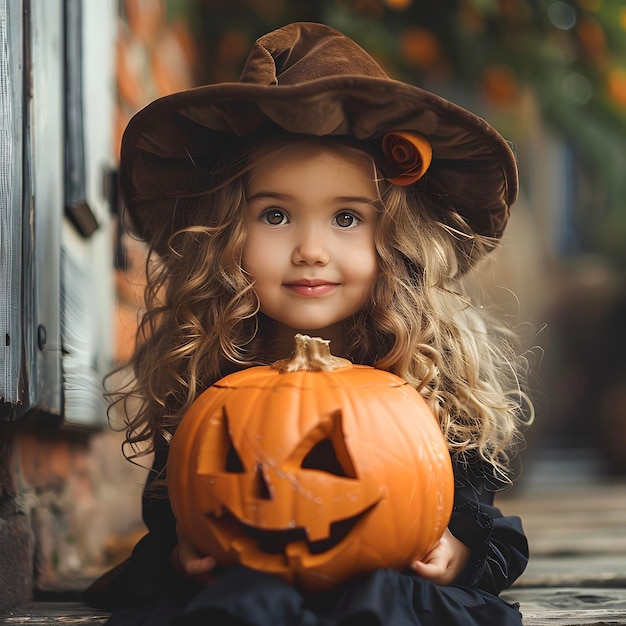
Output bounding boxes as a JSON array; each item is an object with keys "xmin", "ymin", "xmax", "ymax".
[{"xmin": 1, "ymin": 0, "xmax": 625, "ymax": 613}]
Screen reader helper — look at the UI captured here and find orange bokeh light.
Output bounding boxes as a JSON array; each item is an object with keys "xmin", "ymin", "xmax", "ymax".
[
  {"xmin": 607, "ymin": 68, "xmax": 626, "ymax": 107},
  {"xmin": 401, "ymin": 27, "xmax": 441, "ymax": 69}
]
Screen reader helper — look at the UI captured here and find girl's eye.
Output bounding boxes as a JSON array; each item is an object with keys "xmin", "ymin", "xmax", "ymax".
[
  {"xmin": 262, "ymin": 209, "xmax": 287, "ymax": 225},
  {"xmin": 333, "ymin": 212, "xmax": 360, "ymax": 228}
]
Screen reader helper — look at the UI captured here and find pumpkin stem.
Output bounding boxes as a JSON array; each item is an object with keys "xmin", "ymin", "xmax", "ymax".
[{"xmin": 272, "ymin": 334, "xmax": 351, "ymax": 373}]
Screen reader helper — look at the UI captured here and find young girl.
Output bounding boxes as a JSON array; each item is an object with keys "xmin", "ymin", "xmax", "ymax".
[{"xmin": 86, "ymin": 22, "xmax": 531, "ymax": 626}]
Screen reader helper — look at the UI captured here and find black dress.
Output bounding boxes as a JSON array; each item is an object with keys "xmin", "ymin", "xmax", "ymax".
[{"xmin": 85, "ymin": 445, "xmax": 528, "ymax": 626}]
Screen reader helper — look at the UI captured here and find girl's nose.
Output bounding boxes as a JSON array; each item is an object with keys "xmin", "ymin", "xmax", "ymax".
[{"xmin": 291, "ymin": 230, "xmax": 330, "ymax": 266}]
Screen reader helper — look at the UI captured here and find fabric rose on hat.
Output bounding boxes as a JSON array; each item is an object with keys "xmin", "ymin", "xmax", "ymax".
[{"xmin": 382, "ymin": 131, "xmax": 433, "ymax": 186}]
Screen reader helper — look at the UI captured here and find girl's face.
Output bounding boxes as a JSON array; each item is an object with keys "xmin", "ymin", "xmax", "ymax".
[{"xmin": 243, "ymin": 142, "xmax": 379, "ymax": 343}]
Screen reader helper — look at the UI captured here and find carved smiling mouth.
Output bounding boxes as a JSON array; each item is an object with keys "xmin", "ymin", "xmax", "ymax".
[{"xmin": 208, "ymin": 501, "xmax": 379, "ymax": 555}]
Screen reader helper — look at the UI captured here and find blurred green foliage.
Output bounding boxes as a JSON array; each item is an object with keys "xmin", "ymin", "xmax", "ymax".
[{"xmin": 167, "ymin": 0, "xmax": 626, "ymax": 264}]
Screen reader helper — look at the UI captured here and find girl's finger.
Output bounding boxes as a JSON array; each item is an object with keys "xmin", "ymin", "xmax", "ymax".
[{"xmin": 184, "ymin": 555, "xmax": 216, "ymax": 576}]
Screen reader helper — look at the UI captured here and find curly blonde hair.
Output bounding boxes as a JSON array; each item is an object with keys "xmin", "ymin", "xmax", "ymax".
[{"xmin": 109, "ymin": 134, "xmax": 531, "ymax": 483}]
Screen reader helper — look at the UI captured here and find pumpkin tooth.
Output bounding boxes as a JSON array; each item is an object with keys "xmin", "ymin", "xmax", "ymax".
[
  {"xmin": 285, "ymin": 541, "xmax": 309, "ymax": 563},
  {"xmin": 230, "ymin": 538, "xmax": 247, "ymax": 557},
  {"xmin": 304, "ymin": 521, "xmax": 331, "ymax": 542},
  {"xmin": 305, "ymin": 501, "xmax": 379, "ymax": 555}
]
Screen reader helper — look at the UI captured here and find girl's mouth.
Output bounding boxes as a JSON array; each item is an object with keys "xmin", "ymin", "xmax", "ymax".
[{"xmin": 284, "ymin": 280, "xmax": 338, "ymax": 297}]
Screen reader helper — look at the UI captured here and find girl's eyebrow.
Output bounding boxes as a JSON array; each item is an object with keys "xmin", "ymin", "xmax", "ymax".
[
  {"xmin": 246, "ymin": 191, "xmax": 291, "ymax": 202},
  {"xmin": 246, "ymin": 191, "xmax": 376, "ymax": 204},
  {"xmin": 335, "ymin": 196, "xmax": 377, "ymax": 205}
]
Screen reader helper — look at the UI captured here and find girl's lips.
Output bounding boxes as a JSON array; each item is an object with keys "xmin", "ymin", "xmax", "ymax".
[{"xmin": 284, "ymin": 281, "xmax": 338, "ymax": 297}]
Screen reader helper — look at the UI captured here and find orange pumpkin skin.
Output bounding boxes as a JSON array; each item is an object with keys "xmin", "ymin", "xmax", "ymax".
[{"xmin": 167, "ymin": 341, "xmax": 454, "ymax": 592}]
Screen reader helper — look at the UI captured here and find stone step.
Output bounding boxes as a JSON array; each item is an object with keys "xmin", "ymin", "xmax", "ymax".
[
  {"xmin": 0, "ymin": 602, "xmax": 109, "ymax": 624},
  {"xmin": 502, "ymin": 587, "xmax": 626, "ymax": 626},
  {"xmin": 3, "ymin": 588, "xmax": 626, "ymax": 625}
]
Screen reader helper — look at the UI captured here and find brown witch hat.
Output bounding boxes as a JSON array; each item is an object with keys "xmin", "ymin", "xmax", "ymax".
[{"xmin": 119, "ymin": 21, "xmax": 518, "ymax": 266}]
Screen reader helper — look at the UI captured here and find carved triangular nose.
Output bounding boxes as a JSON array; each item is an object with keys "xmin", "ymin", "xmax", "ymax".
[{"xmin": 253, "ymin": 463, "xmax": 273, "ymax": 500}]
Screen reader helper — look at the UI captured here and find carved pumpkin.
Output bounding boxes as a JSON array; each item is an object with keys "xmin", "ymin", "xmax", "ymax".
[{"xmin": 167, "ymin": 334, "xmax": 454, "ymax": 592}]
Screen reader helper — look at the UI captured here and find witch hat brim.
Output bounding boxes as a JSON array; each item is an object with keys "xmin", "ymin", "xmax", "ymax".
[{"xmin": 120, "ymin": 22, "xmax": 517, "ymax": 263}]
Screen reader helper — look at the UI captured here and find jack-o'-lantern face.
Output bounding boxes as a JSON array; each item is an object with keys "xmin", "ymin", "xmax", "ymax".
[
  {"xmin": 194, "ymin": 404, "xmax": 383, "ymax": 575},
  {"xmin": 168, "ymin": 335, "xmax": 453, "ymax": 592}
]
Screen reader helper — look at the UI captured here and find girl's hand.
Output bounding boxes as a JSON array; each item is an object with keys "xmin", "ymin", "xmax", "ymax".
[
  {"xmin": 410, "ymin": 528, "xmax": 471, "ymax": 585},
  {"xmin": 171, "ymin": 524, "xmax": 218, "ymax": 585}
]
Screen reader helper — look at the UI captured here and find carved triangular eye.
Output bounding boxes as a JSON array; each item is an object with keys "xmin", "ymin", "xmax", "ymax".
[
  {"xmin": 197, "ymin": 407, "xmax": 245, "ymax": 474},
  {"xmin": 300, "ymin": 411, "xmax": 357, "ymax": 479},
  {"xmin": 301, "ymin": 439, "xmax": 348, "ymax": 476}
]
